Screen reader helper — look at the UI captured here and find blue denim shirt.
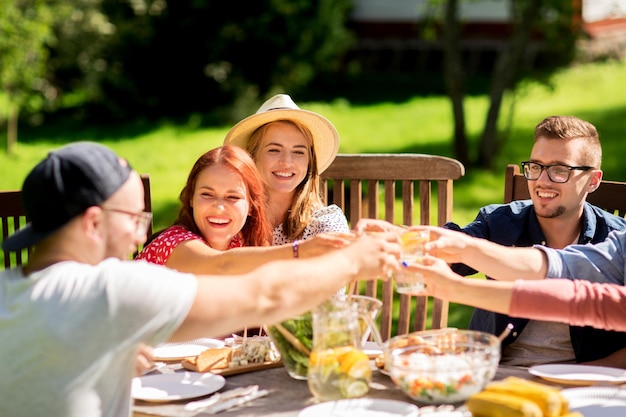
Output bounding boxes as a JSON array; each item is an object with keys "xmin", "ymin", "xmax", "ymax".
[{"xmin": 445, "ymin": 200, "xmax": 626, "ymax": 363}]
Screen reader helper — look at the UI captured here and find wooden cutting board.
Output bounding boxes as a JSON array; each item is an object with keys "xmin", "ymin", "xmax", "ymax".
[{"xmin": 181, "ymin": 359, "xmax": 284, "ymax": 376}]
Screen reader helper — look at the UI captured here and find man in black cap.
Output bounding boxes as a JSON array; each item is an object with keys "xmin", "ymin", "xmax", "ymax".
[{"xmin": 0, "ymin": 142, "xmax": 401, "ymax": 417}]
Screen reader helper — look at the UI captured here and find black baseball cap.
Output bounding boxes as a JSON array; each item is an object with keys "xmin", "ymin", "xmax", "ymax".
[{"xmin": 2, "ymin": 142, "xmax": 133, "ymax": 252}]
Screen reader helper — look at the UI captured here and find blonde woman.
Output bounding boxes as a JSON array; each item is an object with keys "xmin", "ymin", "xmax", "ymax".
[{"xmin": 225, "ymin": 94, "xmax": 349, "ymax": 245}]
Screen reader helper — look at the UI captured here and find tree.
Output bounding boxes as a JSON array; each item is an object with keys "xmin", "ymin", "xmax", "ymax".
[
  {"xmin": 0, "ymin": 0, "xmax": 55, "ymax": 153},
  {"xmin": 435, "ymin": 0, "xmax": 578, "ymax": 168},
  {"xmin": 442, "ymin": 0, "xmax": 469, "ymax": 168},
  {"xmin": 0, "ymin": 1, "xmax": 355, "ymax": 131},
  {"xmin": 50, "ymin": 0, "xmax": 355, "ymax": 121}
]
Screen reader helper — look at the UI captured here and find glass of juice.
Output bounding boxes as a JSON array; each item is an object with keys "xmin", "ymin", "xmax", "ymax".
[{"xmin": 395, "ymin": 230, "xmax": 429, "ymax": 294}]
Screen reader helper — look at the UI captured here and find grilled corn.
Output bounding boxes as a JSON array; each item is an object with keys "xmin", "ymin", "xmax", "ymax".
[
  {"xmin": 483, "ymin": 376, "xmax": 568, "ymax": 417},
  {"xmin": 466, "ymin": 390, "xmax": 543, "ymax": 417}
]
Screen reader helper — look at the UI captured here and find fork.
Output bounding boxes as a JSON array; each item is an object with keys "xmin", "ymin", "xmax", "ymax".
[{"xmin": 184, "ymin": 385, "xmax": 260, "ymax": 411}]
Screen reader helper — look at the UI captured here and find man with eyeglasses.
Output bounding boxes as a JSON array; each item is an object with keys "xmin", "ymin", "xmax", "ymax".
[
  {"xmin": 101, "ymin": 208, "xmax": 153, "ymax": 238},
  {"xmin": 0, "ymin": 142, "xmax": 401, "ymax": 417},
  {"xmin": 444, "ymin": 115, "xmax": 626, "ymax": 369}
]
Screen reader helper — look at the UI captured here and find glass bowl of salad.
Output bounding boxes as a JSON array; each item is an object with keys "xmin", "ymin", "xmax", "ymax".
[
  {"xmin": 267, "ymin": 313, "xmax": 313, "ymax": 380},
  {"xmin": 387, "ymin": 329, "xmax": 500, "ymax": 404}
]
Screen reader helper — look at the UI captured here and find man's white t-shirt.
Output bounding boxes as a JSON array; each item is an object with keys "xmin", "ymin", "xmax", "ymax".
[{"xmin": 0, "ymin": 258, "xmax": 197, "ymax": 417}]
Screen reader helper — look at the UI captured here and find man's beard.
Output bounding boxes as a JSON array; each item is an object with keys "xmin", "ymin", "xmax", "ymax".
[{"xmin": 536, "ymin": 205, "xmax": 566, "ymax": 219}]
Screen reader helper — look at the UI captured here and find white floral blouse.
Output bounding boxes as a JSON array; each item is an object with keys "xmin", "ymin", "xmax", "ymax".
[{"xmin": 272, "ymin": 204, "xmax": 350, "ymax": 245}]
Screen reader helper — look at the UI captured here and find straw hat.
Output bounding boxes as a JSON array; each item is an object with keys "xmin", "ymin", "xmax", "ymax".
[{"xmin": 224, "ymin": 94, "xmax": 339, "ymax": 173}]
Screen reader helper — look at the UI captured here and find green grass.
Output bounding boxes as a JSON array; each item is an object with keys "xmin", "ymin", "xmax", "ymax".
[{"xmin": 2, "ymin": 59, "xmax": 626, "ymax": 330}]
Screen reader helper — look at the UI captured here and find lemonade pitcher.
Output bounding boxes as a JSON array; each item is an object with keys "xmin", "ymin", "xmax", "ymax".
[{"xmin": 307, "ymin": 296, "xmax": 372, "ymax": 401}]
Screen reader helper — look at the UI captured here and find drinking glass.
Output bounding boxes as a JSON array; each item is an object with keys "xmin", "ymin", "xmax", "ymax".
[{"xmin": 395, "ymin": 230, "xmax": 429, "ymax": 294}]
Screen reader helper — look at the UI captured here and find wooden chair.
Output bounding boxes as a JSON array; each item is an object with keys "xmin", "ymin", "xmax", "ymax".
[
  {"xmin": 321, "ymin": 153, "xmax": 466, "ymax": 341},
  {"xmin": 504, "ymin": 164, "xmax": 626, "ymax": 217},
  {"xmin": 0, "ymin": 190, "xmax": 29, "ymax": 269},
  {"xmin": 134, "ymin": 173, "xmax": 153, "ymax": 258},
  {"xmin": 0, "ymin": 174, "xmax": 153, "ymax": 269}
]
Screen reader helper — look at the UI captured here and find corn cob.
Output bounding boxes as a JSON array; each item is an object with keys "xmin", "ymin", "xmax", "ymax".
[
  {"xmin": 466, "ymin": 390, "xmax": 543, "ymax": 417},
  {"xmin": 485, "ymin": 376, "xmax": 569, "ymax": 417},
  {"xmin": 483, "ymin": 376, "xmax": 567, "ymax": 417},
  {"xmin": 559, "ymin": 413, "xmax": 584, "ymax": 417}
]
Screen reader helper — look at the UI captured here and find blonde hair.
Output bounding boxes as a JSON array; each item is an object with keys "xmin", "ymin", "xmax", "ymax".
[{"xmin": 247, "ymin": 120, "xmax": 324, "ymax": 240}]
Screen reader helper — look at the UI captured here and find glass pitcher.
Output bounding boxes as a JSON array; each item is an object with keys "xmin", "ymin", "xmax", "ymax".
[{"xmin": 307, "ymin": 296, "xmax": 372, "ymax": 401}]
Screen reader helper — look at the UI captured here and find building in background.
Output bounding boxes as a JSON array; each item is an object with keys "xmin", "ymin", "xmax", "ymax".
[{"xmin": 347, "ymin": 0, "xmax": 626, "ymax": 72}]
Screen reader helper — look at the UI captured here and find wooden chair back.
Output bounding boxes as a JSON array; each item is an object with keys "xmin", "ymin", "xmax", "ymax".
[
  {"xmin": 1, "ymin": 174, "xmax": 153, "ymax": 269},
  {"xmin": 321, "ymin": 154, "xmax": 465, "ymax": 341},
  {"xmin": 135, "ymin": 173, "xmax": 153, "ymax": 257},
  {"xmin": 504, "ymin": 164, "xmax": 626, "ymax": 217},
  {"xmin": 0, "ymin": 190, "xmax": 29, "ymax": 268}
]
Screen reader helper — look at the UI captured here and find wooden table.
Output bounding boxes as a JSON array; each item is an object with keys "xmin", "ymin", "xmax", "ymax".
[{"xmin": 132, "ymin": 363, "xmax": 540, "ymax": 417}]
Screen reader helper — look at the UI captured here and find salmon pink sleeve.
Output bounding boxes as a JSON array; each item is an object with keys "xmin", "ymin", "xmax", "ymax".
[{"xmin": 510, "ymin": 279, "xmax": 626, "ymax": 332}]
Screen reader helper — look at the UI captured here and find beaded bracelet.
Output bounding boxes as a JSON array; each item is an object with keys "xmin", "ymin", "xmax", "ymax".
[{"xmin": 292, "ymin": 240, "xmax": 301, "ymax": 258}]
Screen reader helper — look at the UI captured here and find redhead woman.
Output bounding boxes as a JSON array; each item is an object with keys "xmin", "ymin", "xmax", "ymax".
[
  {"xmin": 224, "ymin": 94, "xmax": 350, "ymax": 245},
  {"xmin": 136, "ymin": 145, "xmax": 348, "ymax": 274}
]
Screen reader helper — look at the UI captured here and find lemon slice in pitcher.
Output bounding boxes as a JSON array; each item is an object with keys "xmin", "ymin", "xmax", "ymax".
[
  {"xmin": 339, "ymin": 379, "xmax": 370, "ymax": 398},
  {"xmin": 338, "ymin": 349, "xmax": 372, "ymax": 398},
  {"xmin": 339, "ymin": 349, "xmax": 371, "ymax": 379}
]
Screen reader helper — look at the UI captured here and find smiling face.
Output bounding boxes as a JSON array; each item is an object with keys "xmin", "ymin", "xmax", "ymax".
[
  {"xmin": 527, "ymin": 137, "xmax": 601, "ymax": 220},
  {"xmin": 191, "ymin": 164, "xmax": 250, "ymax": 250},
  {"xmin": 254, "ymin": 121, "xmax": 311, "ymax": 197}
]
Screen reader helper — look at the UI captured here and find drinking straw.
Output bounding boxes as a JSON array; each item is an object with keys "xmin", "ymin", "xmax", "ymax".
[
  {"xmin": 346, "ymin": 281, "xmax": 357, "ymax": 301},
  {"xmin": 497, "ymin": 323, "xmax": 514, "ymax": 342}
]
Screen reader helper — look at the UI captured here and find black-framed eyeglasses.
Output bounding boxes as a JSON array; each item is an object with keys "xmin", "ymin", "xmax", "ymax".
[
  {"xmin": 102, "ymin": 207, "xmax": 152, "ymax": 237},
  {"xmin": 521, "ymin": 161, "xmax": 594, "ymax": 184}
]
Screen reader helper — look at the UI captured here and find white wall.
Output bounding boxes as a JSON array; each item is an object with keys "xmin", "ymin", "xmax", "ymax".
[
  {"xmin": 350, "ymin": 0, "xmax": 510, "ymax": 22},
  {"xmin": 583, "ymin": 0, "xmax": 626, "ymax": 22},
  {"xmin": 351, "ymin": 0, "xmax": 626, "ymax": 23}
]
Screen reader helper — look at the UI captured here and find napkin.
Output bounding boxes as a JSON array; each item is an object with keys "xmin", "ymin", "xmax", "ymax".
[{"xmin": 184, "ymin": 385, "xmax": 268, "ymax": 413}]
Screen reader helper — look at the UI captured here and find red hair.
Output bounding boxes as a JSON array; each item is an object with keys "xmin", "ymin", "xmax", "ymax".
[{"xmin": 175, "ymin": 145, "xmax": 272, "ymax": 247}]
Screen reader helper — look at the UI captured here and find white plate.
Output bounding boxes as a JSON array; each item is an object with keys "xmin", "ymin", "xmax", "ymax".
[
  {"xmin": 298, "ymin": 398, "xmax": 419, "ymax": 417},
  {"xmin": 153, "ymin": 338, "xmax": 225, "ymax": 361},
  {"xmin": 561, "ymin": 387, "xmax": 626, "ymax": 416},
  {"xmin": 363, "ymin": 341, "xmax": 384, "ymax": 359},
  {"xmin": 132, "ymin": 371, "xmax": 225, "ymax": 402},
  {"xmin": 528, "ymin": 364, "xmax": 626, "ymax": 385}
]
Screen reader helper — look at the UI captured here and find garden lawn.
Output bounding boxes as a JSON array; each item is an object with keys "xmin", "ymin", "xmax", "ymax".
[{"xmin": 1, "ymin": 59, "xmax": 626, "ymax": 330}]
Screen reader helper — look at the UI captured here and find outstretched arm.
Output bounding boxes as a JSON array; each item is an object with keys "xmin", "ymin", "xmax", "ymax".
[
  {"xmin": 407, "ymin": 255, "xmax": 626, "ymax": 333},
  {"xmin": 407, "ymin": 255, "xmax": 515, "ymax": 314},
  {"xmin": 172, "ymin": 232, "xmax": 402, "ymax": 341},
  {"xmin": 417, "ymin": 225, "xmax": 548, "ymax": 281},
  {"xmin": 354, "ymin": 221, "xmax": 548, "ymax": 282},
  {"xmin": 166, "ymin": 232, "xmax": 354, "ymax": 275}
]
